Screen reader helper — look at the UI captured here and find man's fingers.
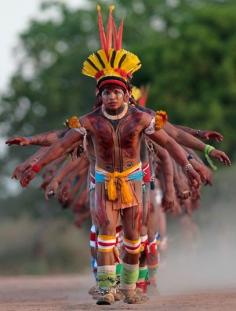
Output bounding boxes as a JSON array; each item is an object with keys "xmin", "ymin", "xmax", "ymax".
[{"xmin": 48, "ymin": 190, "xmax": 55, "ymax": 197}]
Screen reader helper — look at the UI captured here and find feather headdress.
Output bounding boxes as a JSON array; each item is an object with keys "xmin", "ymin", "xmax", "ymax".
[{"xmin": 82, "ymin": 5, "xmax": 141, "ymax": 90}]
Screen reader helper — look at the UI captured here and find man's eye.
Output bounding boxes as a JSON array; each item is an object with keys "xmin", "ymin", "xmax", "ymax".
[{"xmin": 114, "ymin": 90, "xmax": 123, "ymax": 95}]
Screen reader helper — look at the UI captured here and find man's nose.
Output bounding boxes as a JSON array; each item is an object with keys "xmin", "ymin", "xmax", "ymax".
[{"xmin": 108, "ymin": 91, "xmax": 116, "ymax": 98}]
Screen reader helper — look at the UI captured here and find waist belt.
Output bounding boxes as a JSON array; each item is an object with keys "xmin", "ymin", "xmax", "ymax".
[{"xmin": 95, "ymin": 163, "xmax": 143, "ymax": 204}]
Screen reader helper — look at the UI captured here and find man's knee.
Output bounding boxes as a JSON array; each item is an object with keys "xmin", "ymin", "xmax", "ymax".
[{"xmin": 99, "ymin": 224, "xmax": 116, "ymax": 236}]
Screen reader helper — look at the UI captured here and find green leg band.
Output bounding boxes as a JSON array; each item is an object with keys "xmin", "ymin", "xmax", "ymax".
[
  {"xmin": 121, "ymin": 263, "xmax": 139, "ymax": 286},
  {"xmin": 97, "ymin": 265, "xmax": 116, "ymax": 290},
  {"xmin": 138, "ymin": 266, "xmax": 149, "ymax": 281},
  {"xmin": 116, "ymin": 263, "xmax": 123, "ymax": 276}
]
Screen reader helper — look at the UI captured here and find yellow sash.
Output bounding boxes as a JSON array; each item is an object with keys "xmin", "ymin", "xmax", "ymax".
[{"xmin": 96, "ymin": 163, "xmax": 141, "ymax": 204}]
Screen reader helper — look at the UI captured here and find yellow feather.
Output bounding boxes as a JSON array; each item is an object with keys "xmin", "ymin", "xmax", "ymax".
[
  {"xmin": 97, "ymin": 49, "xmax": 111, "ymax": 69},
  {"xmin": 82, "ymin": 61, "xmax": 97, "ymax": 77},
  {"xmin": 113, "ymin": 49, "xmax": 126, "ymax": 68},
  {"xmin": 121, "ymin": 52, "xmax": 141, "ymax": 73}
]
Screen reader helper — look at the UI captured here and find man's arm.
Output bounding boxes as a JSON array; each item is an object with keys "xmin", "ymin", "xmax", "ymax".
[
  {"xmin": 6, "ymin": 129, "xmax": 68, "ymax": 146},
  {"xmin": 45, "ymin": 155, "xmax": 89, "ymax": 199},
  {"xmin": 33, "ymin": 129, "xmax": 83, "ymax": 172},
  {"xmin": 164, "ymin": 122, "xmax": 231, "ymax": 166},
  {"xmin": 147, "ymin": 128, "xmax": 201, "ymax": 187},
  {"xmin": 153, "ymin": 143, "xmax": 175, "ymax": 213},
  {"xmin": 175, "ymin": 125, "xmax": 223, "ymax": 142},
  {"xmin": 172, "ymin": 160, "xmax": 191, "ymax": 200}
]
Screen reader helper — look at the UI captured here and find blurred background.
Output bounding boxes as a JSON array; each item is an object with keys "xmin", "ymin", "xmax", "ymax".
[{"xmin": 0, "ymin": 0, "xmax": 235, "ymax": 289}]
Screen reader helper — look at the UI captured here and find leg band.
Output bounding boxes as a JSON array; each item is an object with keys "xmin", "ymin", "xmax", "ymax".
[
  {"xmin": 147, "ymin": 238, "xmax": 159, "ymax": 269},
  {"xmin": 97, "ymin": 265, "xmax": 116, "ymax": 290},
  {"xmin": 116, "ymin": 225, "xmax": 123, "ymax": 248},
  {"xmin": 97, "ymin": 235, "xmax": 116, "ymax": 253},
  {"xmin": 90, "ymin": 257, "xmax": 97, "ymax": 281},
  {"xmin": 123, "ymin": 238, "xmax": 141, "ymax": 255},
  {"xmin": 136, "ymin": 265, "xmax": 149, "ymax": 293},
  {"xmin": 120, "ymin": 263, "xmax": 139, "ymax": 290},
  {"xmin": 89, "ymin": 225, "xmax": 97, "ymax": 248},
  {"xmin": 140, "ymin": 234, "xmax": 148, "ymax": 252},
  {"xmin": 116, "ymin": 263, "xmax": 123, "ymax": 276}
]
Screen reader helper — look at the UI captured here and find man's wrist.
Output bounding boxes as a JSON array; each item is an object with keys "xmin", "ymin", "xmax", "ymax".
[
  {"xmin": 196, "ymin": 129, "xmax": 203, "ymax": 138},
  {"xmin": 187, "ymin": 153, "xmax": 194, "ymax": 161},
  {"xmin": 27, "ymin": 136, "xmax": 33, "ymax": 144},
  {"xmin": 183, "ymin": 162, "xmax": 193, "ymax": 173},
  {"xmin": 204, "ymin": 144, "xmax": 215, "ymax": 156},
  {"xmin": 31, "ymin": 163, "xmax": 41, "ymax": 173}
]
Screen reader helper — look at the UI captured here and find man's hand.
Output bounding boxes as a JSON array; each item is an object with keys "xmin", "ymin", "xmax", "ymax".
[
  {"xmin": 12, "ymin": 164, "xmax": 26, "ymax": 180},
  {"xmin": 18, "ymin": 165, "xmax": 37, "ymax": 187},
  {"xmin": 210, "ymin": 149, "xmax": 231, "ymax": 166},
  {"xmin": 190, "ymin": 159, "xmax": 213, "ymax": 185},
  {"xmin": 45, "ymin": 179, "xmax": 60, "ymax": 200},
  {"xmin": 6, "ymin": 136, "xmax": 31, "ymax": 146},
  {"xmin": 174, "ymin": 174, "xmax": 191, "ymax": 200},
  {"xmin": 184, "ymin": 164, "xmax": 201, "ymax": 188},
  {"xmin": 201, "ymin": 130, "xmax": 223, "ymax": 142},
  {"xmin": 58, "ymin": 182, "xmax": 72, "ymax": 207},
  {"xmin": 181, "ymin": 198, "xmax": 193, "ymax": 215},
  {"xmin": 162, "ymin": 186, "xmax": 175, "ymax": 213}
]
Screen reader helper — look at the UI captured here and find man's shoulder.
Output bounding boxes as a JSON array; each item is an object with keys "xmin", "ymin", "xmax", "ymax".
[
  {"xmin": 129, "ymin": 105, "xmax": 153, "ymax": 120},
  {"xmin": 128, "ymin": 105, "xmax": 153, "ymax": 128},
  {"xmin": 134, "ymin": 104, "xmax": 155, "ymax": 116},
  {"xmin": 80, "ymin": 107, "xmax": 102, "ymax": 122}
]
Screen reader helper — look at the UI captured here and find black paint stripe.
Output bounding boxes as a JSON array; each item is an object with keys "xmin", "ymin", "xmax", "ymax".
[
  {"xmin": 86, "ymin": 58, "xmax": 99, "ymax": 71},
  {"xmin": 118, "ymin": 54, "xmax": 126, "ymax": 68},
  {"xmin": 110, "ymin": 50, "xmax": 116, "ymax": 67},
  {"xmin": 95, "ymin": 52, "xmax": 105, "ymax": 68}
]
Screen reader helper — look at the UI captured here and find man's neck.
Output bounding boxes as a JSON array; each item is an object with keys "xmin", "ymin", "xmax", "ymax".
[{"xmin": 105, "ymin": 103, "xmax": 126, "ymax": 116}]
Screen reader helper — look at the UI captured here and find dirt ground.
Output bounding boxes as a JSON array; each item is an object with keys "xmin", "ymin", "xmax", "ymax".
[{"xmin": 0, "ymin": 275, "xmax": 236, "ymax": 311}]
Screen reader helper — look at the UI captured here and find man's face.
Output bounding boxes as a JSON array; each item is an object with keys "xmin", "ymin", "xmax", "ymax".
[{"xmin": 101, "ymin": 86, "xmax": 128, "ymax": 111}]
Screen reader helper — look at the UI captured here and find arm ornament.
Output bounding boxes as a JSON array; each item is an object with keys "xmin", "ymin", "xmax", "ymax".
[
  {"xmin": 155, "ymin": 110, "xmax": 168, "ymax": 130},
  {"xmin": 64, "ymin": 115, "xmax": 87, "ymax": 136},
  {"xmin": 32, "ymin": 163, "xmax": 41, "ymax": 173},
  {"xmin": 204, "ymin": 144, "xmax": 217, "ymax": 171},
  {"xmin": 187, "ymin": 153, "xmax": 194, "ymax": 161},
  {"xmin": 183, "ymin": 163, "xmax": 193, "ymax": 173},
  {"xmin": 64, "ymin": 116, "xmax": 81, "ymax": 129},
  {"xmin": 144, "ymin": 110, "xmax": 168, "ymax": 135},
  {"xmin": 144, "ymin": 118, "xmax": 155, "ymax": 135}
]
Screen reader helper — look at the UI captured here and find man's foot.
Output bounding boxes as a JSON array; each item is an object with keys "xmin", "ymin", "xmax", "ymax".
[
  {"xmin": 114, "ymin": 285, "xmax": 125, "ymax": 301},
  {"xmin": 90, "ymin": 286, "xmax": 103, "ymax": 300},
  {"xmin": 122, "ymin": 289, "xmax": 149, "ymax": 304},
  {"xmin": 88, "ymin": 285, "xmax": 98, "ymax": 295},
  {"xmin": 96, "ymin": 288, "xmax": 115, "ymax": 305},
  {"xmin": 136, "ymin": 280, "xmax": 149, "ymax": 294}
]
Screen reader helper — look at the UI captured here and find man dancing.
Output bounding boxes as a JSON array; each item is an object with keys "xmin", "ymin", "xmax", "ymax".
[{"xmin": 6, "ymin": 5, "xmax": 230, "ymax": 306}]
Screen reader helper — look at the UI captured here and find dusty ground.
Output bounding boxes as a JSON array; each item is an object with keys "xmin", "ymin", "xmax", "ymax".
[{"xmin": 0, "ymin": 275, "xmax": 236, "ymax": 311}]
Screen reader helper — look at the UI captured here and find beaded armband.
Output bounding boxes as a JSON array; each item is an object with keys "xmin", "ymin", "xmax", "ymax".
[
  {"xmin": 64, "ymin": 115, "xmax": 87, "ymax": 135},
  {"xmin": 144, "ymin": 110, "xmax": 168, "ymax": 135},
  {"xmin": 155, "ymin": 110, "xmax": 168, "ymax": 130},
  {"xmin": 64, "ymin": 116, "xmax": 81, "ymax": 129},
  {"xmin": 204, "ymin": 144, "xmax": 217, "ymax": 171}
]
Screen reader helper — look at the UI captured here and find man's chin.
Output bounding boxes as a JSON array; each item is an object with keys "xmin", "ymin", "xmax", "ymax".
[{"xmin": 108, "ymin": 104, "xmax": 119, "ymax": 111}]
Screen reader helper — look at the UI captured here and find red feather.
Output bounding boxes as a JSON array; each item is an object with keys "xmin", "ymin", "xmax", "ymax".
[
  {"xmin": 117, "ymin": 19, "xmax": 124, "ymax": 49},
  {"xmin": 106, "ymin": 5, "xmax": 114, "ymax": 51},
  {"xmin": 97, "ymin": 5, "xmax": 108, "ymax": 57}
]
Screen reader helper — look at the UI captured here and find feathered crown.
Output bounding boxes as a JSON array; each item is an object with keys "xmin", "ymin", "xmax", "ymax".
[
  {"xmin": 132, "ymin": 85, "xmax": 149, "ymax": 106},
  {"xmin": 82, "ymin": 5, "xmax": 141, "ymax": 90}
]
